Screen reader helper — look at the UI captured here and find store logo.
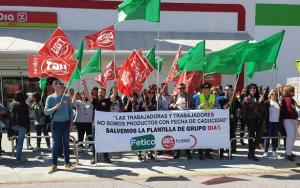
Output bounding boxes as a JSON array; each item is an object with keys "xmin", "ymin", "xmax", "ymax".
[
  {"xmin": 49, "ymin": 36, "xmax": 72, "ymax": 58},
  {"xmin": 42, "ymin": 58, "xmax": 70, "ymax": 76},
  {"xmin": 0, "ymin": 13, "xmax": 14, "ymax": 22},
  {"xmin": 161, "ymin": 135, "xmax": 175, "ymax": 149},
  {"xmin": 130, "ymin": 134, "xmax": 156, "ymax": 151},
  {"xmin": 96, "ymin": 29, "xmax": 114, "ymax": 48},
  {"xmin": 17, "ymin": 12, "xmax": 27, "ymax": 22}
]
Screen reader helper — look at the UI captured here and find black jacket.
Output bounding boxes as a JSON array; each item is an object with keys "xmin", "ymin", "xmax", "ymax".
[{"xmin": 10, "ymin": 102, "xmax": 30, "ymax": 129}]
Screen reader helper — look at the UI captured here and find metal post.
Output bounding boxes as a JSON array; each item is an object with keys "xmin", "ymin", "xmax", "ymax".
[
  {"xmin": 0, "ymin": 75, "xmax": 3, "ymax": 104},
  {"xmin": 11, "ymin": 136, "xmax": 15, "ymax": 157}
]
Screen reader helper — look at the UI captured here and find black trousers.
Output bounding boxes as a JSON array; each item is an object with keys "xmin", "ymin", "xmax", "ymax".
[
  {"xmin": 75, "ymin": 122, "xmax": 92, "ymax": 143},
  {"xmin": 247, "ymin": 118, "xmax": 263, "ymax": 155},
  {"xmin": 240, "ymin": 118, "xmax": 246, "ymax": 139},
  {"xmin": 230, "ymin": 119, "xmax": 238, "ymax": 150},
  {"xmin": 35, "ymin": 124, "xmax": 50, "ymax": 147}
]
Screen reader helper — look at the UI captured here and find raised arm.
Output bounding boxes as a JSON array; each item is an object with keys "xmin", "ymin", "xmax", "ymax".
[{"xmin": 82, "ymin": 79, "xmax": 93, "ymax": 102}]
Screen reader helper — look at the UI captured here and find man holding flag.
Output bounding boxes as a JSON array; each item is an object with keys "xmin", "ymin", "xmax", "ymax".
[{"xmin": 44, "ymin": 80, "xmax": 75, "ymax": 174}]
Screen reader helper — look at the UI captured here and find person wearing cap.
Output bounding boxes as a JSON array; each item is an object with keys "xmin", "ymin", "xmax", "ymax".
[
  {"xmin": 169, "ymin": 83, "xmax": 194, "ymax": 159},
  {"xmin": 196, "ymin": 82, "xmax": 219, "ymax": 160},
  {"xmin": 44, "ymin": 80, "xmax": 75, "ymax": 174}
]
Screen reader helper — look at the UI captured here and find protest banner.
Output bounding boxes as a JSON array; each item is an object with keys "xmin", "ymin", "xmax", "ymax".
[{"xmin": 94, "ymin": 109, "xmax": 230, "ymax": 153}]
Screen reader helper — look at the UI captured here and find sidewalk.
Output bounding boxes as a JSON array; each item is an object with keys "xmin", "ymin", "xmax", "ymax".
[{"xmin": 0, "ymin": 133, "xmax": 299, "ymax": 184}]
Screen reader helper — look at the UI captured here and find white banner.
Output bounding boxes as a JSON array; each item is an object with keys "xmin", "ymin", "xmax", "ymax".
[{"xmin": 95, "ymin": 109, "xmax": 230, "ymax": 153}]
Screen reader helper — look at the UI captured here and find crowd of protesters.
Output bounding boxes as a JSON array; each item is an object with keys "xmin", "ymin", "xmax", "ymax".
[{"xmin": 0, "ymin": 79, "xmax": 300, "ymax": 173}]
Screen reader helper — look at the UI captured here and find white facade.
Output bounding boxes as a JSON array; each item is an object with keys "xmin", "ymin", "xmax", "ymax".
[{"xmin": 0, "ymin": 0, "xmax": 299, "ymax": 95}]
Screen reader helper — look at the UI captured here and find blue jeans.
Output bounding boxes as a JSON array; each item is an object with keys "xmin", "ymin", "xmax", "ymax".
[
  {"xmin": 264, "ymin": 122, "xmax": 279, "ymax": 152},
  {"xmin": 51, "ymin": 121, "xmax": 70, "ymax": 166},
  {"xmin": 15, "ymin": 125, "xmax": 26, "ymax": 161}
]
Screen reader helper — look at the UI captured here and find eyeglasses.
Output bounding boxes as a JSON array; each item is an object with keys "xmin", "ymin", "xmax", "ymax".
[{"xmin": 55, "ymin": 83, "xmax": 64, "ymax": 87}]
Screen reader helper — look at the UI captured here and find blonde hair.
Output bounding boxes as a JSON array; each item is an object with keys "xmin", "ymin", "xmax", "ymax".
[
  {"xmin": 282, "ymin": 85, "xmax": 294, "ymax": 97},
  {"xmin": 268, "ymin": 89, "xmax": 277, "ymax": 98}
]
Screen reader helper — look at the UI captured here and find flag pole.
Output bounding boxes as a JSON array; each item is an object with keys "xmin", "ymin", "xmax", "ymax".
[
  {"xmin": 59, "ymin": 60, "xmax": 79, "ymax": 104},
  {"xmin": 233, "ymin": 73, "xmax": 241, "ymax": 99},
  {"xmin": 113, "ymin": 51, "xmax": 117, "ymax": 83},
  {"xmin": 156, "ymin": 23, "xmax": 160, "ymax": 111}
]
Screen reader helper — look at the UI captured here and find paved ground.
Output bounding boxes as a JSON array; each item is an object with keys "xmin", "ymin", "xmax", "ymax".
[{"xmin": 0, "ymin": 133, "xmax": 300, "ymax": 187}]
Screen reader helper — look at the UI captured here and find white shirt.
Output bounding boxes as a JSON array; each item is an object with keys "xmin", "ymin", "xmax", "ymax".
[
  {"xmin": 269, "ymin": 100, "xmax": 280, "ymax": 123},
  {"xmin": 158, "ymin": 94, "xmax": 172, "ymax": 111},
  {"xmin": 176, "ymin": 96, "xmax": 187, "ymax": 110}
]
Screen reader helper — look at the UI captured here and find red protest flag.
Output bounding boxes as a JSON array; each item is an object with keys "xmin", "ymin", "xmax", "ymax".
[
  {"xmin": 130, "ymin": 50, "xmax": 153, "ymax": 93},
  {"xmin": 38, "ymin": 27, "xmax": 74, "ymax": 58},
  {"xmin": 117, "ymin": 58, "xmax": 136, "ymax": 96},
  {"xmin": 94, "ymin": 60, "xmax": 117, "ymax": 88},
  {"xmin": 85, "ymin": 25, "xmax": 115, "ymax": 51},
  {"xmin": 173, "ymin": 71, "xmax": 202, "ymax": 95},
  {"xmin": 165, "ymin": 46, "xmax": 182, "ymax": 83},
  {"xmin": 28, "ymin": 55, "xmax": 77, "ymax": 82}
]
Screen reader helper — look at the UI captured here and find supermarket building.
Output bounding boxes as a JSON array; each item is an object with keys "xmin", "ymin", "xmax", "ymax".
[{"xmin": 0, "ymin": 0, "xmax": 300, "ymax": 105}]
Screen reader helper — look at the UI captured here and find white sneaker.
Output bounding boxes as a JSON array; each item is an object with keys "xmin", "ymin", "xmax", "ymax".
[
  {"xmin": 262, "ymin": 152, "xmax": 268, "ymax": 158},
  {"xmin": 272, "ymin": 151, "xmax": 279, "ymax": 159}
]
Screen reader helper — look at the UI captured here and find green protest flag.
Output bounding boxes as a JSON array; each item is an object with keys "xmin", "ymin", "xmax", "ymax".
[
  {"xmin": 146, "ymin": 47, "xmax": 163, "ymax": 71},
  {"xmin": 68, "ymin": 39, "xmax": 84, "ymax": 86},
  {"xmin": 295, "ymin": 60, "xmax": 300, "ymax": 73},
  {"xmin": 118, "ymin": 0, "xmax": 160, "ymax": 23},
  {"xmin": 203, "ymin": 41, "xmax": 249, "ymax": 75},
  {"xmin": 245, "ymin": 30, "xmax": 285, "ymax": 79},
  {"xmin": 177, "ymin": 41, "xmax": 205, "ymax": 73},
  {"xmin": 76, "ymin": 38, "xmax": 84, "ymax": 72},
  {"xmin": 69, "ymin": 68, "xmax": 81, "ymax": 86},
  {"xmin": 81, "ymin": 49, "xmax": 101, "ymax": 76},
  {"xmin": 39, "ymin": 77, "xmax": 47, "ymax": 91}
]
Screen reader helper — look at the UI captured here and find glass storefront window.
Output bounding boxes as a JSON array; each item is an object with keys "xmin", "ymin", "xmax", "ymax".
[{"xmin": 1, "ymin": 77, "xmax": 40, "ymax": 109}]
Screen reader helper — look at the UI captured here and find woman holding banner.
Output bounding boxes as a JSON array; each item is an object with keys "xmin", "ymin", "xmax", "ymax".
[
  {"xmin": 124, "ymin": 92, "xmax": 147, "ymax": 161},
  {"xmin": 218, "ymin": 84, "xmax": 241, "ymax": 158},
  {"xmin": 169, "ymin": 83, "xmax": 193, "ymax": 160},
  {"xmin": 142, "ymin": 88, "xmax": 157, "ymax": 160}
]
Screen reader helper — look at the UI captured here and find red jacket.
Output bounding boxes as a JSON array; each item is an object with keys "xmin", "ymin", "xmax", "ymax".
[{"xmin": 281, "ymin": 97, "xmax": 298, "ymax": 120}]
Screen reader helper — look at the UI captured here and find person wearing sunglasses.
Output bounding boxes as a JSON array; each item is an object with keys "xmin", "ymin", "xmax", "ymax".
[
  {"xmin": 197, "ymin": 82, "xmax": 220, "ymax": 160},
  {"xmin": 44, "ymin": 80, "xmax": 75, "ymax": 174},
  {"xmin": 169, "ymin": 83, "xmax": 193, "ymax": 159},
  {"xmin": 218, "ymin": 84, "xmax": 241, "ymax": 158},
  {"xmin": 243, "ymin": 83, "xmax": 266, "ymax": 161},
  {"xmin": 91, "ymin": 87, "xmax": 112, "ymax": 164},
  {"xmin": 262, "ymin": 89, "xmax": 280, "ymax": 159}
]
